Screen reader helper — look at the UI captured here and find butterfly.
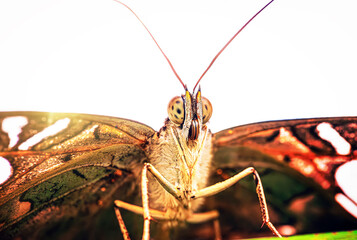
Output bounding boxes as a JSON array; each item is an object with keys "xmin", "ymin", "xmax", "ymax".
[
  {"xmin": 1, "ymin": 114, "xmax": 356, "ymax": 240},
  {"xmin": 0, "ymin": 0, "xmax": 357, "ymax": 240}
]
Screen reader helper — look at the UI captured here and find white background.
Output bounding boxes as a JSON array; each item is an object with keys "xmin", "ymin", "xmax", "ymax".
[{"xmin": 0, "ymin": 0, "xmax": 357, "ymax": 132}]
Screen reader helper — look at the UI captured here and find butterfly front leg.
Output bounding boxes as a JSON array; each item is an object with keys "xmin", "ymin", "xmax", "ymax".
[{"xmin": 192, "ymin": 167, "xmax": 282, "ymax": 238}]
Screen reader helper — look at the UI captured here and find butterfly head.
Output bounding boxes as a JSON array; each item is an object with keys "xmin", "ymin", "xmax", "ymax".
[{"xmin": 167, "ymin": 86, "xmax": 212, "ymax": 141}]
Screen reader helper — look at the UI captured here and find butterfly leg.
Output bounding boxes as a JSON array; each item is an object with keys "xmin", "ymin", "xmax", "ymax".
[
  {"xmin": 114, "ymin": 200, "xmax": 172, "ymax": 240},
  {"xmin": 114, "ymin": 199, "xmax": 169, "ymax": 219},
  {"xmin": 114, "ymin": 162, "xmax": 180, "ymax": 240},
  {"xmin": 141, "ymin": 163, "xmax": 151, "ymax": 240},
  {"xmin": 115, "ymin": 163, "xmax": 223, "ymax": 238},
  {"xmin": 113, "ymin": 164, "xmax": 154, "ymax": 240},
  {"xmin": 213, "ymin": 219, "xmax": 222, "ymax": 240},
  {"xmin": 115, "ymin": 200, "xmax": 222, "ymax": 240},
  {"xmin": 114, "ymin": 206, "xmax": 131, "ymax": 240},
  {"xmin": 192, "ymin": 167, "xmax": 282, "ymax": 237}
]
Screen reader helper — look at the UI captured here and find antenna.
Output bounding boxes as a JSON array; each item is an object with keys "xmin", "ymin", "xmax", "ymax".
[
  {"xmin": 113, "ymin": 0, "xmax": 186, "ymax": 89},
  {"xmin": 114, "ymin": 0, "xmax": 275, "ymax": 92},
  {"xmin": 193, "ymin": 0, "xmax": 275, "ymax": 92}
]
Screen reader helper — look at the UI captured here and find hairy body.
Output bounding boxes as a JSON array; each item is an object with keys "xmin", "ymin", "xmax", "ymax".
[{"xmin": 147, "ymin": 119, "xmax": 213, "ymax": 218}]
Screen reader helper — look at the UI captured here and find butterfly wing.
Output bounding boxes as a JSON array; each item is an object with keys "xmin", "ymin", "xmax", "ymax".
[
  {"xmin": 209, "ymin": 117, "xmax": 357, "ymax": 238},
  {"xmin": 0, "ymin": 112, "xmax": 155, "ymax": 239}
]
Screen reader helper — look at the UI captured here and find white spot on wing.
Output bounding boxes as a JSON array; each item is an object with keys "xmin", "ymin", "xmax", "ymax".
[
  {"xmin": 18, "ymin": 118, "xmax": 71, "ymax": 150},
  {"xmin": 335, "ymin": 160, "xmax": 357, "ymax": 205},
  {"xmin": 316, "ymin": 122, "xmax": 351, "ymax": 155},
  {"xmin": 0, "ymin": 156, "xmax": 12, "ymax": 185},
  {"xmin": 335, "ymin": 193, "xmax": 357, "ymax": 219},
  {"xmin": 2, "ymin": 116, "xmax": 28, "ymax": 148}
]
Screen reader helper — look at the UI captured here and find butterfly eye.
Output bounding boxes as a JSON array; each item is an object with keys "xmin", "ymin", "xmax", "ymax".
[
  {"xmin": 167, "ymin": 96, "xmax": 184, "ymax": 125},
  {"xmin": 202, "ymin": 97, "xmax": 212, "ymax": 124}
]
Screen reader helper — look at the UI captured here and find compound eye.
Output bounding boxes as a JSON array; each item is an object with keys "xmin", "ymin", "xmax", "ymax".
[
  {"xmin": 167, "ymin": 96, "xmax": 184, "ymax": 125},
  {"xmin": 202, "ymin": 97, "xmax": 212, "ymax": 124}
]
